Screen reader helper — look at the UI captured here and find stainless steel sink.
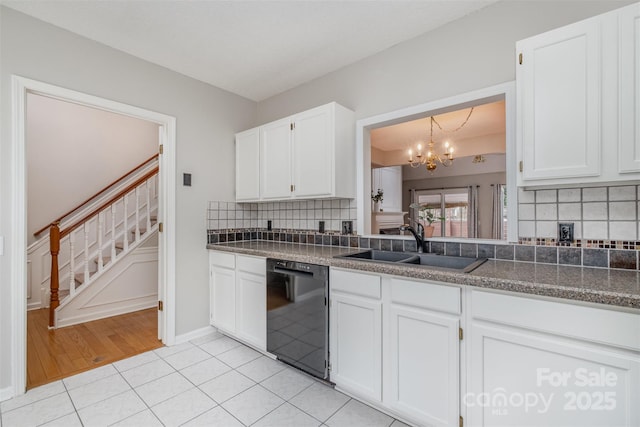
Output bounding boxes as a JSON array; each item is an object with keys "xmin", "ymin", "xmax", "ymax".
[
  {"xmin": 402, "ymin": 253, "xmax": 488, "ymax": 273},
  {"xmin": 338, "ymin": 250, "xmax": 487, "ymax": 273},
  {"xmin": 343, "ymin": 249, "xmax": 419, "ymax": 263}
]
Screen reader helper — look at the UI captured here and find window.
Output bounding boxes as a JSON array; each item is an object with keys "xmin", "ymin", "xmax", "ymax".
[{"xmin": 413, "ymin": 188, "xmax": 470, "ymax": 238}]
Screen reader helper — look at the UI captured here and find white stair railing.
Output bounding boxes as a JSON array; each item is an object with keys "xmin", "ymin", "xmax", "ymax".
[{"xmin": 48, "ymin": 170, "xmax": 159, "ymax": 327}]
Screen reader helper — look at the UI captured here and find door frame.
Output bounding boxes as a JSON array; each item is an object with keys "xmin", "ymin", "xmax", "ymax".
[{"xmin": 10, "ymin": 75, "xmax": 177, "ymax": 396}]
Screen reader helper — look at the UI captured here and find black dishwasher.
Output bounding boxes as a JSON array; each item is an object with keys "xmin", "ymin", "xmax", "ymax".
[{"xmin": 266, "ymin": 258, "xmax": 329, "ymax": 381}]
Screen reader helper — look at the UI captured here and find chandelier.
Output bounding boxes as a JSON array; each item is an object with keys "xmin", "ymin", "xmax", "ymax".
[{"xmin": 407, "ymin": 107, "xmax": 474, "ymax": 173}]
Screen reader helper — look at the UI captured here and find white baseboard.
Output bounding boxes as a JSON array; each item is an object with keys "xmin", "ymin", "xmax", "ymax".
[
  {"xmin": 0, "ymin": 386, "xmax": 15, "ymax": 402},
  {"xmin": 56, "ymin": 299, "xmax": 157, "ymax": 328},
  {"xmin": 174, "ymin": 325, "xmax": 218, "ymax": 345}
]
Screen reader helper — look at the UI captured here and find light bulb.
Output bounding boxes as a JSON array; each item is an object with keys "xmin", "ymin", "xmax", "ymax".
[
  {"xmin": 408, "ymin": 149, "xmax": 413, "ymax": 161},
  {"xmin": 417, "ymin": 143, "xmax": 422, "ymax": 154}
]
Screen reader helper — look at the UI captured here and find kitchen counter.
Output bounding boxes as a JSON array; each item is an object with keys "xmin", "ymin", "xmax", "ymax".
[{"xmin": 207, "ymin": 241, "xmax": 640, "ymax": 309}]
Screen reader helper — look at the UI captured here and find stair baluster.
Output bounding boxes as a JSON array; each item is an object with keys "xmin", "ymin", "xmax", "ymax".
[
  {"xmin": 146, "ymin": 179, "xmax": 151, "ymax": 234},
  {"xmin": 83, "ymin": 222, "xmax": 90, "ymax": 284},
  {"xmin": 135, "ymin": 187, "xmax": 140, "ymax": 242},
  {"xmin": 69, "ymin": 230, "xmax": 76, "ymax": 296},
  {"xmin": 123, "ymin": 195, "xmax": 129, "ymax": 252},
  {"xmin": 97, "ymin": 211, "xmax": 104, "ymax": 271},
  {"xmin": 111, "ymin": 204, "xmax": 116, "ymax": 262}
]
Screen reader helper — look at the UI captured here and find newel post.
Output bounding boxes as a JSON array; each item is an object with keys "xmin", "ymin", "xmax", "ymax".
[{"xmin": 49, "ymin": 222, "xmax": 61, "ymax": 328}]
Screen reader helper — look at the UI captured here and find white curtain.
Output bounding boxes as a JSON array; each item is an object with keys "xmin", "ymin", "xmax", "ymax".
[
  {"xmin": 409, "ymin": 189, "xmax": 417, "ymax": 224},
  {"xmin": 491, "ymin": 184, "xmax": 504, "ymax": 240},
  {"xmin": 467, "ymin": 186, "xmax": 478, "ymax": 238}
]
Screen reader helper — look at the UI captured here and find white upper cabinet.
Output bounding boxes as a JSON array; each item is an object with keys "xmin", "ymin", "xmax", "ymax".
[
  {"xmin": 372, "ymin": 166, "xmax": 402, "ymax": 212},
  {"xmin": 260, "ymin": 118, "xmax": 292, "ymax": 200},
  {"xmin": 618, "ymin": 3, "xmax": 640, "ymax": 173},
  {"xmin": 517, "ymin": 3, "xmax": 640, "ymax": 186},
  {"xmin": 235, "ymin": 102, "xmax": 355, "ymax": 202},
  {"xmin": 235, "ymin": 127, "xmax": 260, "ymax": 201},
  {"xmin": 293, "ymin": 105, "xmax": 333, "ymax": 198},
  {"xmin": 517, "ymin": 16, "xmax": 602, "ymax": 182}
]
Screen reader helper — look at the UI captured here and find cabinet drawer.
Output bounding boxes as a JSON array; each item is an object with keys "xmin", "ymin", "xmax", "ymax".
[
  {"xmin": 390, "ymin": 277, "xmax": 461, "ymax": 315},
  {"xmin": 209, "ymin": 251, "xmax": 235, "ymax": 269},
  {"xmin": 331, "ymin": 268, "xmax": 381, "ymax": 299},
  {"xmin": 472, "ymin": 290, "xmax": 640, "ymax": 351},
  {"xmin": 236, "ymin": 255, "xmax": 266, "ymax": 275}
]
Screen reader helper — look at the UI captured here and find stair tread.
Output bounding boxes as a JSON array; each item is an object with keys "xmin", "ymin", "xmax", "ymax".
[{"xmin": 74, "ymin": 272, "xmax": 94, "ymax": 285}]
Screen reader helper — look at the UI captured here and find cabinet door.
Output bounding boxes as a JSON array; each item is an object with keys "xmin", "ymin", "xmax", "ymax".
[
  {"xmin": 235, "ymin": 128, "xmax": 260, "ymax": 201},
  {"xmin": 378, "ymin": 166, "xmax": 402, "ymax": 212},
  {"xmin": 210, "ymin": 265, "xmax": 236, "ymax": 333},
  {"xmin": 387, "ymin": 304, "xmax": 459, "ymax": 426},
  {"xmin": 293, "ymin": 105, "xmax": 333, "ymax": 198},
  {"xmin": 518, "ymin": 18, "xmax": 601, "ymax": 181},
  {"xmin": 236, "ymin": 271, "xmax": 266, "ymax": 350},
  {"xmin": 261, "ymin": 118, "xmax": 292, "ymax": 199},
  {"xmin": 330, "ymin": 292, "xmax": 382, "ymax": 401},
  {"xmin": 618, "ymin": 3, "xmax": 640, "ymax": 173},
  {"xmin": 468, "ymin": 322, "xmax": 640, "ymax": 427}
]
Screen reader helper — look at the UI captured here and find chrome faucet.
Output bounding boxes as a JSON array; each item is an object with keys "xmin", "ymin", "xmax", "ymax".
[{"xmin": 400, "ymin": 223, "xmax": 425, "ymax": 253}]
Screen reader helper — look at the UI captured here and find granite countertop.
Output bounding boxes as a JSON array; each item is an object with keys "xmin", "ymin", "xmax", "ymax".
[{"xmin": 207, "ymin": 241, "xmax": 640, "ymax": 309}]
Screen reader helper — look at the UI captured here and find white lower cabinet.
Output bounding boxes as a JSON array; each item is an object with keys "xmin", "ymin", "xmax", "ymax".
[
  {"xmin": 385, "ymin": 277, "xmax": 461, "ymax": 427},
  {"xmin": 330, "ymin": 269, "xmax": 382, "ymax": 402},
  {"xmin": 235, "ymin": 256, "xmax": 266, "ymax": 350},
  {"xmin": 209, "ymin": 251, "xmax": 236, "ymax": 334},
  {"xmin": 209, "ymin": 251, "xmax": 266, "ymax": 351},
  {"xmin": 330, "ymin": 268, "xmax": 461, "ymax": 426},
  {"xmin": 330, "ymin": 268, "xmax": 640, "ymax": 427},
  {"xmin": 467, "ymin": 290, "xmax": 640, "ymax": 427}
]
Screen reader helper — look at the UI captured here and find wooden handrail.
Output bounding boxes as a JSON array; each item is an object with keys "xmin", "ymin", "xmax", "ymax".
[
  {"xmin": 60, "ymin": 167, "xmax": 158, "ymax": 239},
  {"xmin": 34, "ymin": 153, "xmax": 159, "ymax": 236}
]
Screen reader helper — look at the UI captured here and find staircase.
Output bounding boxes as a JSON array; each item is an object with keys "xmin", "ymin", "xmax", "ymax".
[
  {"xmin": 59, "ymin": 215, "xmax": 157, "ymax": 301},
  {"xmin": 34, "ymin": 154, "xmax": 160, "ymax": 328}
]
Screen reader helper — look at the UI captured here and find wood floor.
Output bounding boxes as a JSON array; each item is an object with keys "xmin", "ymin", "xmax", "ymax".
[{"xmin": 27, "ymin": 308, "xmax": 163, "ymax": 389}]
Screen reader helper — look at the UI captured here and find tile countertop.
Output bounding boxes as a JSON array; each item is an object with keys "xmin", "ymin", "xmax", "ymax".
[{"xmin": 207, "ymin": 241, "xmax": 640, "ymax": 309}]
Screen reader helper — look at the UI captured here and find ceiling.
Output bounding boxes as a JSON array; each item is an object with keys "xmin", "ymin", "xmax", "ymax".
[
  {"xmin": 2, "ymin": 0, "xmax": 497, "ymax": 102},
  {"xmin": 371, "ymin": 100, "xmax": 506, "ymax": 152}
]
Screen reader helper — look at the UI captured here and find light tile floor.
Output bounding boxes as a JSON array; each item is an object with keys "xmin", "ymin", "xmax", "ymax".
[{"xmin": 0, "ymin": 331, "xmax": 411, "ymax": 427}]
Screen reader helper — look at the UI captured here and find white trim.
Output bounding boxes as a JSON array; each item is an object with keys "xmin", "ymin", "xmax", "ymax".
[
  {"xmin": 173, "ymin": 325, "xmax": 219, "ymax": 345},
  {"xmin": 0, "ymin": 387, "xmax": 14, "ymax": 402},
  {"xmin": 11, "ymin": 75, "xmax": 27, "ymax": 400},
  {"xmin": 9, "ymin": 76, "xmax": 177, "ymax": 398},
  {"xmin": 356, "ymin": 81, "xmax": 518, "ymax": 243}
]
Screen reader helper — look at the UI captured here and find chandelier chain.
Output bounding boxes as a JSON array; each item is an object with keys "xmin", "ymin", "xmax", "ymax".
[{"xmin": 431, "ymin": 107, "xmax": 474, "ymax": 134}]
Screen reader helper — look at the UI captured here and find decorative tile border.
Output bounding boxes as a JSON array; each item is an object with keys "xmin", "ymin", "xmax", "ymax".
[
  {"xmin": 208, "ymin": 228, "xmax": 640, "ymax": 271},
  {"xmin": 519, "ymin": 237, "xmax": 640, "ymax": 250}
]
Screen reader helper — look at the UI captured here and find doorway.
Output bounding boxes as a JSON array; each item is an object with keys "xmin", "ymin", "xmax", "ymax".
[
  {"xmin": 10, "ymin": 76, "xmax": 177, "ymax": 396},
  {"xmin": 25, "ymin": 92, "xmax": 163, "ymax": 388},
  {"xmin": 355, "ymin": 82, "xmax": 518, "ymax": 242}
]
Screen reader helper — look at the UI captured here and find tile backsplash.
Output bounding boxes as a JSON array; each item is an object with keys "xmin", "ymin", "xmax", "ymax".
[
  {"xmin": 518, "ymin": 185, "xmax": 639, "ymax": 245},
  {"xmin": 207, "ymin": 199, "xmax": 357, "ymax": 233}
]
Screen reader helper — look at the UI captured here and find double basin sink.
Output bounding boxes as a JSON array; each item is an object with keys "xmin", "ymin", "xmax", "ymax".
[{"xmin": 338, "ymin": 249, "xmax": 487, "ymax": 273}]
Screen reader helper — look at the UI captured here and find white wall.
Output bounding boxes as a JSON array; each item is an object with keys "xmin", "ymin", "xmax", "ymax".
[
  {"xmin": 256, "ymin": 1, "xmax": 634, "ymax": 123},
  {"xmin": 27, "ymin": 93, "xmax": 159, "ymax": 244},
  {"xmin": 0, "ymin": 6, "xmax": 256, "ymax": 392}
]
